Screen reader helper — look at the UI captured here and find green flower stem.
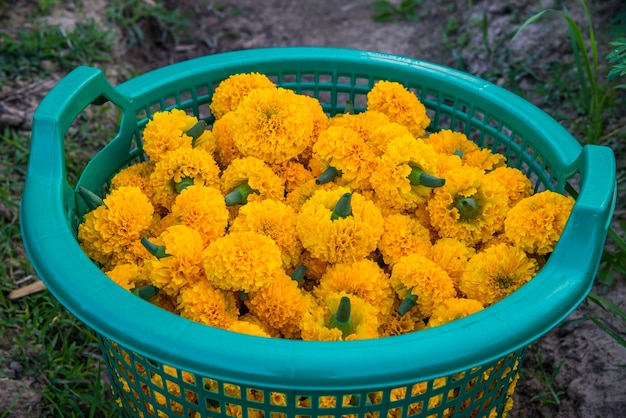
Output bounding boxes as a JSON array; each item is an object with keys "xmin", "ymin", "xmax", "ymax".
[
  {"xmin": 344, "ymin": 100, "xmax": 355, "ymax": 115},
  {"xmin": 331, "ymin": 193, "xmax": 353, "ymax": 220},
  {"xmin": 132, "ymin": 285, "xmax": 158, "ymax": 300},
  {"xmin": 224, "ymin": 183, "xmax": 258, "ymax": 206},
  {"xmin": 175, "ymin": 177, "xmax": 194, "ymax": 193},
  {"xmin": 329, "ymin": 296, "xmax": 353, "ymax": 338},
  {"xmin": 455, "ymin": 196, "xmax": 480, "ymax": 219},
  {"xmin": 397, "ymin": 291, "xmax": 418, "ymax": 316},
  {"xmin": 77, "ymin": 186, "xmax": 105, "ymax": 210},
  {"xmin": 141, "ymin": 236, "xmax": 169, "ymax": 259},
  {"xmin": 186, "ymin": 120, "xmax": 208, "ymax": 146},
  {"xmin": 290, "ymin": 264, "xmax": 307, "ymax": 286},
  {"xmin": 316, "ymin": 166, "xmax": 342, "ymax": 185},
  {"xmin": 453, "ymin": 149, "xmax": 464, "ymax": 158},
  {"xmin": 406, "ymin": 166, "xmax": 445, "ymax": 188}
]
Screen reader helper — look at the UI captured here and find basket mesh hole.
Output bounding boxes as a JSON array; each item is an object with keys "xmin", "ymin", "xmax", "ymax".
[
  {"xmin": 248, "ymin": 388, "xmax": 264, "ymax": 402},
  {"xmin": 300, "ymin": 89, "xmax": 315, "ymax": 98},
  {"xmin": 390, "ymin": 386, "xmax": 406, "ymax": 401},
  {"xmin": 297, "ymin": 395, "xmax": 312, "ymax": 408},
  {"xmin": 204, "ymin": 377, "xmax": 218, "ymax": 392},
  {"xmin": 438, "ymin": 114, "xmax": 452, "ymax": 129},
  {"xmin": 337, "ymin": 92, "xmax": 351, "ymax": 111},
  {"xmin": 319, "ymin": 73, "xmax": 333, "ymax": 84},
  {"xmin": 271, "ymin": 413, "xmax": 287, "ymax": 418},
  {"xmin": 338, "ymin": 75, "xmax": 352, "ymax": 85},
  {"xmin": 318, "ymin": 91, "xmax": 331, "ymax": 107},
  {"xmin": 354, "ymin": 93, "xmax": 367, "ymax": 110},
  {"xmin": 184, "ymin": 389, "xmax": 197, "ymax": 404},
  {"xmin": 271, "ymin": 391, "xmax": 287, "ymax": 406},
  {"xmin": 447, "ymin": 386, "xmax": 460, "ymax": 401},
  {"xmin": 249, "ymin": 407, "xmax": 264, "ymax": 417},
  {"xmin": 343, "ymin": 394, "xmax": 359, "ymax": 406},
  {"xmin": 355, "ymin": 76, "xmax": 370, "ymax": 86},
  {"xmin": 367, "ymin": 391, "xmax": 383, "ymax": 404},
  {"xmin": 453, "ymin": 120, "xmax": 466, "ymax": 133},
  {"xmin": 225, "ymin": 383, "xmax": 242, "ymax": 398},
  {"xmin": 427, "ymin": 393, "xmax": 443, "ymax": 410},
  {"xmin": 475, "ymin": 388, "xmax": 485, "ymax": 401},
  {"xmin": 205, "ymin": 396, "xmax": 220, "ymax": 412},
  {"xmin": 282, "ymin": 73, "xmax": 297, "ymax": 83},
  {"xmin": 408, "ymin": 401, "xmax": 423, "ymax": 416},
  {"xmin": 149, "ymin": 102, "xmax": 162, "ymax": 116},
  {"xmin": 319, "ymin": 395, "xmax": 337, "ymax": 408},
  {"xmin": 170, "ymin": 399, "xmax": 184, "ymax": 416},
  {"xmin": 226, "ymin": 403, "xmax": 242, "ymax": 417}
]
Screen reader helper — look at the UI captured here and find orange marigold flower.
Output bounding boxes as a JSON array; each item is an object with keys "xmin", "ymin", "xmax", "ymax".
[
  {"xmin": 504, "ymin": 190, "xmax": 575, "ymax": 255},
  {"xmin": 314, "ymin": 259, "xmax": 395, "ymax": 320},
  {"xmin": 230, "ymin": 87, "xmax": 315, "ymax": 164},
  {"xmin": 370, "ymin": 135, "xmax": 443, "ymax": 211},
  {"xmin": 177, "ymin": 279, "xmax": 239, "ymax": 329},
  {"xmin": 194, "ymin": 128, "xmax": 218, "ymax": 156},
  {"xmin": 296, "ymin": 188, "xmax": 384, "ymax": 263},
  {"xmin": 104, "ymin": 263, "xmax": 141, "ymax": 291},
  {"xmin": 230, "ymin": 199, "xmax": 302, "ymax": 269},
  {"xmin": 211, "ymin": 111, "xmax": 242, "ymax": 169},
  {"xmin": 142, "ymin": 109, "xmax": 198, "ymax": 162},
  {"xmin": 227, "ymin": 320, "xmax": 272, "ymax": 338},
  {"xmin": 377, "ymin": 213, "xmax": 432, "ymax": 266},
  {"xmin": 203, "ymin": 231, "xmax": 283, "ymax": 293},
  {"xmin": 378, "ymin": 301, "xmax": 426, "ymax": 337},
  {"xmin": 429, "ymin": 238, "xmax": 475, "ymax": 286},
  {"xmin": 427, "ymin": 297, "xmax": 484, "ymax": 328},
  {"xmin": 285, "ymin": 178, "xmax": 337, "ymax": 211},
  {"xmin": 426, "ymin": 165, "xmax": 509, "ymax": 246},
  {"xmin": 209, "ymin": 72, "xmax": 276, "ymax": 120},
  {"xmin": 459, "ymin": 243, "xmax": 538, "ymax": 306},
  {"xmin": 426, "ymin": 129, "xmax": 506, "ymax": 170},
  {"xmin": 246, "ymin": 272, "xmax": 311, "ymax": 339},
  {"xmin": 171, "ymin": 185, "xmax": 229, "ymax": 245},
  {"xmin": 150, "ymin": 147, "xmax": 221, "ymax": 211},
  {"xmin": 271, "ymin": 160, "xmax": 315, "ymax": 194},
  {"xmin": 312, "ymin": 125, "xmax": 377, "ymax": 191},
  {"xmin": 239, "ymin": 313, "xmax": 283, "ymax": 338},
  {"xmin": 366, "ymin": 80, "xmax": 430, "ymax": 137},
  {"xmin": 221, "ymin": 157, "xmax": 285, "ymax": 204},
  {"xmin": 328, "ymin": 110, "xmax": 391, "ymax": 143},
  {"xmin": 485, "ymin": 166, "xmax": 534, "ymax": 208},
  {"xmin": 367, "ymin": 122, "xmax": 414, "ymax": 156},
  {"xmin": 294, "ymin": 250, "xmax": 329, "ymax": 290},
  {"xmin": 390, "ymin": 254, "xmax": 457, "ymax": 317},
  {"xmin": 110, "ymin": 161, "xmax": 155, "ymax": 199}
]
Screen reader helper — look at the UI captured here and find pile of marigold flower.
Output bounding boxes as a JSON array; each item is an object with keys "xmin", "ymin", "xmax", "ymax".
[{"xmin": 77, "ymin": 72, "xmax": 575, "ymax": 342}]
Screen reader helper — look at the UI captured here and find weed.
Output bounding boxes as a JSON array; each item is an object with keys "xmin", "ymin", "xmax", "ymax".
[
  {"xmin": 372, "ymin": 0, "xmax": 422, "ymax": 23},
  {"xmin": 522, "ymin": 347, "xmax": 567, "ymax": 408},
  {"xmin": 586, "ymin": 293, "xmax": 626, "ymax": 358}
]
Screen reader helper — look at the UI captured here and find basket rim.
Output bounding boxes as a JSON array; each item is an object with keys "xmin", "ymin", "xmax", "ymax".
[{"xmin": 21, "ymin": 46, "xmax": 616, "ymax": 390}]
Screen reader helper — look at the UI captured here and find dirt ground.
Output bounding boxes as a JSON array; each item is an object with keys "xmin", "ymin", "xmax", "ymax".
[{"xmin": 2, "ymin": 0, "xmax": 626, "ymax": 417}]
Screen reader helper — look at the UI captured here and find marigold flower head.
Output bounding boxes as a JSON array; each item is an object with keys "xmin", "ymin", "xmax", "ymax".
[
  {"xmin": 230, "ymin": 87, "xmax": 315, "ymax": 164},
  {"xmin": 314, "ymin": 259, "xmax": 395, "ymax": 320},
  {"xmin": 328, "ymin": 110, "xmax": 390, "ymax": 141},
  {"xmin": 294, "ymin": 250, "xmax": 329, "ymax": 290},
  {"xmin": 230, "ymin": 199, "xmax": 302, "ymax": 269},
  {"xmin": 426, "ymin": 129, "xmax": 506, "ymax": 170},
  {"xmin": 378, "ymin": 300, "xmax": 426, "ymax": 337},
  {"xmin": 220, "ymin": 157, "xmax": 285, "ymax": 204},
  {"xmin": 426, "ymin": 165, "xmax": 509, "ymax": 246},
  {"xmin": 150, "ymin": 147, "xmax": 221, "ymax": 210},
  {"xmin": 142, "ymin": 109, "xmax": 198, "ymax": 162},
  {"xmin": 427, "ymin": 297, "xmax": 484, "ymax": 328},
  {"xmin": 285, "ymin": 178, "xmax": 337, "ymax": 211},
  {"xmin": 312, "ymin": 125, "xmax": 377, "ymax": 191},
  {"xmin": 227, "ymin": 320, "xmax": 272, "ymax": 338},
  {"xmin": 367, "ymin": 122, "xmax": 414, "ymax": 156},
  {"xmin": 296, "ymin": 188, "xmax": 384, "ymax": 263},
  {"xmin": 366, "ymin": 80, "xmax": 430, "ymax": 137},
  {"xmin": 377, "ymin": 213, "xmax": 432, "ymax": 266},
  {"xmin": 429, "ymin": 238, "xmax": 475, "ymax": 285},
  {"xmin": 104, "ymin": 263, "xmax": 142, "ymax": 291},
  {"xmin": 390, "ymin": 254, "xmax": 457, "ymax": 316},
  {"xmin": 211, "ymin": 111, "xmax": 242, "ymax": 169},
  {"xmin": 203, "ymin": 231, "xmax": 283, "ymax": 293},
  {"xmin": 177, "ymin": 279, "xmax": 239, "ymax": 329},
  {"xmin": 239, "ymin": 313, "xmax": 283, "ymax": 338},
  {"xmin": 194, "ymin": 129, "xmax": 218, "ymax": 156},
  {"xmin": 459, "ymin": 243, "xmax": 538, "ymax": 305},
  {"xmin": 271, "ymin": 160, "xmax": 315, "ymax": 194},
  {"xmin": 485, "ymin": 166, "xmax": 534, "ymax": 208},
  {"xmin": 110, "ymin": 161, "xmax": 155, "ymax": 199},
  {"xmin": 171, "ymin": 185, "xmax": 229, "ymax": 244},
  {"xmin": 504, "ymin": 190, "xmax": 575, "ymax": 255},
  {"xmin": 209, "ymin": 72, "xmax": 276, "ymax": 120}
]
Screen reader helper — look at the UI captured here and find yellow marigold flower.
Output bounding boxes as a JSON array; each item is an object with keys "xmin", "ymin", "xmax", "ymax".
[
  {"xmin": 194, "ymin": 128, "xmax": 217, "ymax": 156},
  {"xmin": 110, "ymin": 161, "xmax": 155, "ymax": 199},
  {"xmin": 230, "ymin": 199, "xmax": 302, "ymax": 269},
  {"xmin": 377, "ymin": 213, "xmax": 432, "ymax": 266},
  {"xmin": 296, "ymin": 188, "xmax": 384, "ymax": 264},
  {"xmin": 300, "ymin": 292, "xmax": 380, "ymax": 341},
  {"xmin": 427, "ymin": 297, "xmax": 484, "ymax": 328},
  {"xmin": 504, "ymin": 190, "xmax": 575, "ymax": 255},
  {"xmin": 485, "ymin": 166, "xmax": 534, "ymax": 208},
  {"xmin": 463, "ymin": 147, "xmax": 507, "ymax": 171},
  {"xmin": 171, "ymin": 185, "xmax": 228, "ymax": 245},
  {"xmin": 177, "ymin": 279, "xmax": 239, "ymax": 329},
  {"xmin": 312, "ymin": 125, "xmax": 377, "ymax": 191},
  {"xmin": 144, "ymin": 224, "xmax": 205, "ymax": 297},
  {"xmin": 142, "ymin": 109, "xmax": 198, "ymax": 162},
  {"xmin": 221, "ymin": 157, "xmax": 285, "ymax": 204},
  {"xmin": 390, "ymin": 254, "xmax": 457, "ymax": 317},
  {"xmin": 378, "ymin": 302, "xmax": 426, "ymax": 337},
  {"xmin": 370, "ymin": 135, "xmax": 443, "ymax": 211},
  {"xmin": 211, "ymin": 111, "xmax": 242, "ymax": 169},
  {"xmin": 367, "ymin": 122, "xmax": 414, "ymax": 156},
  {"xmin": 227, "ymin": 320, "xmax": 272, "ymax": 337},
  {"xmin": 104, "ymin": 263, "xmax": 141, "ymax": 291},
  {"xmin": 246, "ymin": 272, "xmax": 311, "ymax": 339},
  {"xmin": 426, "ymin": 129, "xmax": 506, "ymax": 170},
  {"xmin": 203, "ymin": 231, "xmax": 283, "ymax": 293},
  {"xmin": 239, "ymin": 313, "xmax": 283, "ymax": 338},
  {"xmin": 429, "ymin": 238, "xmax": 475, "ymax": 286},
  {"xmin": 271, "ymin": 160, "xmax": 315, "ymax": 194},
  {"xmin": 230, "ymin": 87, "xmax": 315, "ymax": 164},
  {"xmin": 426, "ymin": 165, "xmax": 509, "ymax": 246},
  {"xmin": 108, "ymin": 237, "xmax": 154, "ymax": 269},
  {"xmin": 328, "ymin": 110, "xmax": 390, "ymax": 141},
  {"xmin": 150, "ymin": 147, "xmax": 221, "ymax": 211},
  {"xmin": 366, "ymin": 80, "xmax": 430, "ymax": 137},
  {"xmin": 78, "ymin": 205, "xmax": 111, "ymax": 266},
  {"xmin": 285, "ymin": 178, "xmax": 337, "ymax": 211},
  {"xmin": 294, "ymin": 250, "xmax": 329, "ymax": 290},
  {"xmin": 459, "ymin": 243, "xmax": 538, "ymax": 306},
  {"xmin": 209, "ymin": 72, "xmax": 276, "ymax": 120},
  {"xmin": 314, "ymin": 259, "xmax": 395, "ymax": 320}
]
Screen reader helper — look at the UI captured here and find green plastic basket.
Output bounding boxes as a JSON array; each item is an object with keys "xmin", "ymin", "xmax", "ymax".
[{"xmin": 21, "ymin": 47, "xmax": 616, "ymax": 418}]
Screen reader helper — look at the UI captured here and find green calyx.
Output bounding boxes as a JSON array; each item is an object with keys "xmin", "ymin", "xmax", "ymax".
[
  {"xmin": 453, "ymin": 149, "xmax": 464, "ymax": 158},
  {"xmin": 455, "ymin": 196, "xmax": 480, "ymax": 219},
  {"xmin": 141, "ymin": 236, "xmax": 170, "ymax": 259},
  {"xmin": 290, "ymin": 264, "xmax": 307, "ymax": 287},
  {"xmin": 174, "ymin": 177, "xmax": 194, "ymax": 193},
  {"xmin": 329, "ymin": 296, "xmax": 354, "ymax": 338},
  {"xmin": 397, "ymin": 290, "xmax": 418, "ymax": 316},
  {"xmin": 331, "ymin": 193, "xmax": 353, "ymax": 220},
  {"xmin": 186, "ymin": 120, "xmax": 208, "ymax": 147},
  {"xmin": 406, "ymin": 166, "xmax": 445, "ymax": 188},
  {"xmin": 78, "ymin": 186, "xmax": 105, "ymax": 210},
  {"xmin": 316, "ymin": 166, "xmax": 342, "ymax": 185},
  {"xmin": 224, "ymin": 183, "xmax": 258, "ymax": 206},
  {"xmin": 132, "ymin": 285, "xmax": 158, "ymax": 300},
  {"xmin": 344, "ymin": 100, "xmax": 355, "ymax": 115}
]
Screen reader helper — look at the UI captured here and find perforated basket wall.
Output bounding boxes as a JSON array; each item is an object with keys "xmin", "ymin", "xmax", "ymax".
[{"xmin": 22, "ymin": 48, "xmax": 616, "ymax": 418}]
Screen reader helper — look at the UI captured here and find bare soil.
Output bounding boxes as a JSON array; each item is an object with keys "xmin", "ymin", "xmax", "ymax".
[{"xmin": 2, "ymin": 0, "xmax": 626, "ymax": 417}]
